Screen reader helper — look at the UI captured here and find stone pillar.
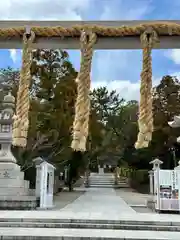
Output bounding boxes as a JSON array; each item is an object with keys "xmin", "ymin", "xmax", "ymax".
[
  {"xmin": 148, "ymin": 170, "xmax": 154, "ymax": 194},
  {"xmin": 98, "ymin": 165, "xmax": 104, "ymax": 174},
  {"xmin": 39, "ymin": 161, "xmax": 55, "ymax": 209},
  {"xmin": 34, "ymin": 157, "xmax": 44, "ymax": 197},
  {"xmin": 149, "ymin": 158, "xmax": 163, "ymax": 210},
  {"xmin": 35, "ymin": 165, "xmax": 41, "ymax": 197}
]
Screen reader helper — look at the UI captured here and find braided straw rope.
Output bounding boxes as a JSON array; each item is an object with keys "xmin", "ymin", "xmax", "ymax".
[
  {"xmin": 71, "ymin": 31, "xmax": 96, "ymax": 152},
  {"xmin": 12, "ymin": 31, "xmax": 35, "ymax": 147},
  {"xmin": 82, "ymin": 32, "xmax": 97, "ymax": 145},
  {"xmin": 135, "ymin": 28, "xmax": 159, "ymax": 149},
  {"xmin": 4, "ymin": 21, "xmax": 179, "ymax": 150},
  {"xmin": 0, "ymin": 22, "xmax": 180, "ymax": 37}
]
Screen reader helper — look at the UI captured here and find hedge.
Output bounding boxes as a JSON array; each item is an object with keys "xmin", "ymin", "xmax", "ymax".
[{"xmin": 118, "ymin": 167, "xmax": 149, "ymax": 193}]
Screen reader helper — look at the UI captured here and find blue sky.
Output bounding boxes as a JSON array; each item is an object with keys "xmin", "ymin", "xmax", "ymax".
[{"xmin": 2, "ymin": 0, "xmax": 180, "ymax": 100}]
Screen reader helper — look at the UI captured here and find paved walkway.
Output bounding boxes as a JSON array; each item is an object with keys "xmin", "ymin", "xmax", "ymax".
[
  {"xmin": 54, "ymin": 188, "xmax": 85, "ymax": 210},
  {"xmin": 116, "ymin": 188, "xmax": 150, "ymax": 206},
  {"xmin": 1, "ymin": 187, "xmax": 180, "ymax": 222},
  {"xmin": 60, "ymin": 187, "xmax": 136, "ymax": 217}
]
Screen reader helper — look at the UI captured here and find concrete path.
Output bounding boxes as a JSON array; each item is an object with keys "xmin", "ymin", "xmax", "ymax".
[
  {"xmin": 59, "ymin": 187, "xmax": 136, "ymax": 217},
  {"xmin": 116, "ymin": 188, "xmax": 150, "ymax": 206},
  {"xmin": 54, "ymin": 188, "xmax": 85, "ymax": 210}
]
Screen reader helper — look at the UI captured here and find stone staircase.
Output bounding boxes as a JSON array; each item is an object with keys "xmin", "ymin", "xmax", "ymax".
[
  {"xmin": 87, "ymin": 172, "xmax": 129, "ymax": 188},
  {"xmin": 0, "ymin": 187, "xmax": 179, "ymax": 239},
  {"xmin": 1, "ymin": 214, "xmax": 180, "ymax": 239}
]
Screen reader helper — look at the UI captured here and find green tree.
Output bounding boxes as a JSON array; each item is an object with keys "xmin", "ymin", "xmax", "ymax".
[
  {"xmin": 89, "ymin": 87, "xmax": 139, "ymax": 167},
  {"xmin": 89, "ymin": 87, "xmax": 124, "ymax": 166},
  {"xmin": 30, "ymin": 49, "xmax": 77, "ymax": 165},
  {"xmin": 0, "ymin": 67, "xmax": 20, "ymax": 102},
  {"xmin": 0, "ymin": 50, "xmax": 78, "ymax": 171},
  {"xmin": 152, "ymin": 75, "xmax": 180, "ymax": 168}
]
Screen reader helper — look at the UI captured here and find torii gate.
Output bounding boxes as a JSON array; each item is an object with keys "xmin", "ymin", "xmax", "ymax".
[
  {"xmin": 1, "ymin": 20, "xmax": 180, "ymax": 153},
  {"xmin": 1, "ymin": 20, "xmax": 180, "ymax": 49}
]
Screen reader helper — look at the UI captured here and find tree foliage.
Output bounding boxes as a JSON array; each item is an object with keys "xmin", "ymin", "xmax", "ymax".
[
  {"xmin": 1, "ymin": 53, "xmax": 180, "ymax": 179},
  {"xmin": 0, "ymin": 50, "xmax": 77, "ymax": 175},
  {"xmin": 122, "ymin": 75, "xmax": 180, "ymax": 169}
]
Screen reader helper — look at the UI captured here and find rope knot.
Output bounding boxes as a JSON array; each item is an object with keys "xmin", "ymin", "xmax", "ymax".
[
  {"xmin": 80, "ymin": 30, "xmax": 97, "ymax": 47},
  {"xmin": 140, "ymin": 27, "xmax": 159, "ymax": 49},
  {"xmin": 23, "ymin": 30, "xmax": 35, "ymax": 44}
]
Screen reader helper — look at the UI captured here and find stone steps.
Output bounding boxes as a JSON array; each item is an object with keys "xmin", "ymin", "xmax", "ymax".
[
  {"xmin": 89, "ymin": 181, "xmax": 114, "ymax": 184},
  {"xmin": 1, "ymin": 220, "xmax": 180, "ymax": 231},
  {"xmin": 88, "ymin": 185, "xmax": 114, "ymax": 188},
  {"xmin": 89, "ymin": 180, "xmax": 114, "ymax": 183},
  {"xmin": 1, "ymin": 212, "xmax": 180, "ymax": 239},
  {"xmin": 0, "ymin": 227, "xmax": 180, "ymax": 239},
  {"xmin": 88, "ymin": 180, "xmax": 129, "ymax": 188},
  {"xmin": 1, "ymin": 217, "xmax": 180, "ymax": 232},
  {"xmin": 88, "ymin": 173, "xmax": 116, "ymax": 188}
]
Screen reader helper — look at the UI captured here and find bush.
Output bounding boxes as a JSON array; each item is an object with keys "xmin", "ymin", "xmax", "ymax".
[
  {"xmin": 131, "ymin": 169, "xmax": 149, "ymax": 184},
  {"xmin": 130, "ymin": 169, "xmax": 149, "ymax": 193},
  {"xmin": 118, "ymin": 167, "xmax": 134, "ymax": 178}
]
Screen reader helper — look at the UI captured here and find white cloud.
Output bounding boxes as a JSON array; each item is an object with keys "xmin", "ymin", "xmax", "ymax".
[
  {"xmin": 91, "ymin": 76, "xmax": 161, "ymax": 101},
  {"xmin": 100, "ymin": 0, "xmax": 152, "ymax": 21},
  {"xmin": 3, "ymin": 0, "xmax": 90, "ymax": 62},
  {"xmin": 91, "ymin": 79, "xmax": 140, "ymax": 101},
  {"xmin": 165, "ymin": 49, "xmax": 180, "ymax": 65},
  {"xmin": 93, "ymin": 0, "xmax": 153, "ymax": 98},
  {"xmin": 0, "ymin": 0, "xmax": 89, "ymax": 20},
  {"xmin": 9, "ymin": 49, "xmax": 17, "ymax": 63},
  {"xmin": 92, "ymin": 71, "xmax": 180, "ymax": 101},
  {"xmin": 4, "ymin": 0, "xmax": 159, "ymax": 103},
  {"xmin": 167, "ymin": 71, "xmax": 180, "ymax": 79}
]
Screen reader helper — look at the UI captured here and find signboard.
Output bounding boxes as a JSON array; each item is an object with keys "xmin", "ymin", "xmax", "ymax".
[{"xmin": 155, "ymin": 169, "xmax": 180, "ymax": 211}]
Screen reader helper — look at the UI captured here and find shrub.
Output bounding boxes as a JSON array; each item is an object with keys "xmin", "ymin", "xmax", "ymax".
[
  {"xmin": 130, "ymin": 169, "xmax": 149, "ymax": 193},
  {"xmin": 131, "ymin": 169, "xmax": 149, "ymax": 183}
]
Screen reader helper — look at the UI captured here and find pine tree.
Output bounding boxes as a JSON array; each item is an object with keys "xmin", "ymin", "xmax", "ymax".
[{"xmin": 30, "ymin": 49, "xmax": 77, "ymax": 163}]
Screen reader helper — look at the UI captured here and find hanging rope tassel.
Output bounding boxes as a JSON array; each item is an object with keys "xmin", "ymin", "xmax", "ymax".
[
  {"xmin": 81, "ymin": 32, "xmax": 97, "ymax": 145},
  {"xmin": 135, "ymin": 28, "xmax": 159, "ymax": 149},
  {"xmin": 71, "ymin": 31, "xmax": 96, "ymax": 152},
  {"xmin": 12, "ymin": 31, "xmax": 35, "ymax": 147}
]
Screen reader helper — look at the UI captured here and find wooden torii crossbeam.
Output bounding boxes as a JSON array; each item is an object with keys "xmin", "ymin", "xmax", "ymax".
[
  {"xmin": 3, "ymin": 20, "xmax": 179, "ymax": 152},
  {"xmin": 0, "ymin": 20, "xmax": 180, "ymax": 49}
]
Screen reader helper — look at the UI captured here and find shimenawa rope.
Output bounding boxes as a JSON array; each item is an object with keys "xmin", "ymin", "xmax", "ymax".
[
  {"xmin": 135, "ymin": 28, "xmax": 159, "ymax": 149},
  {"xmin": 12, "ymin": 31, "xmax": 35, "ymax": 147},
  {"xmin": 6, "ymin": 22, "xmax": 176, "ymax": 150},
  {"xmin": 71, "ymin": 31, "xmax": 96, "ymax": 152}
]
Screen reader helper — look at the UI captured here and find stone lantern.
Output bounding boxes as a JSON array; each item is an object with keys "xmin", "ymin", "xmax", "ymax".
[
  {"xmin": 0, "ymin": 92, "xmax": 36, "ymax": 209},
  {"xmin": 0, "ymin": 92, "xmax": 16, "ymax": 163}
]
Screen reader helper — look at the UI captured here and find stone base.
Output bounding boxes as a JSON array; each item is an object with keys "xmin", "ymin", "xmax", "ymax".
[
  {"xmin": 0, "ymin": 162, "xmax": 31, "ymax": 196},
  {"xmin": 0, "ymin": 196, "xmax": 37, "ymax": 210},
  {"xmin": 147, "ymin": 197, "xmax": 156, "ymax": 211}
]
